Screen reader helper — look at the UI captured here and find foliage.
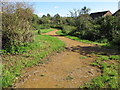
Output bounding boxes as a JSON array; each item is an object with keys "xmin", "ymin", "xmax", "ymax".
[
  {"xmin": 69, "ymin": 6, "xmax": 91, "ymax": 18},
  {"xmin": 2, "ymin": 35, "xmax": 65, "ymax": 87},
  {"xmin": 31, "ymin": 14, "xmax": 40, "ymax": 27},
  {"xmin": 31, "ymin": 7, "xmax": 120, "ymax": 49},
  {"xmin": 39, "ymin": 29, "xmax": 54, "ymax": 33},
  {"xmin": 56, "ymin": 30, "xmax": 107, "ymax": 46},
  {"xmin": 81, "ymin": 55, "xmax": 119, "ymax": 88},
  {"xmin": 50, "ymin": 24, "xmax": 63, "ymax": 30},
  {"xmin": 52, "ymin": 14, "xmax": 62, "ymax": 24},
  {"xmin": 40, "ymin": 24, "xmax": 51, "ymax": 29},
  {"xmin": 96, "ymin": 16, "xmax": 115, "ymax": 41},
  {"xmin": 79, "ymin": 56, "xmax": 87, "ymax": 59},
  {"xmin": 2, "ymin": 2, "xmax": 34, "ymax": 53},
  {"xmin": 60, "ymin": 7, "xmax": 120, "ymax": 47},
  {"xmin": 65, "ymin": 17, "xmax": 76, "ymax": 26},
  {"xmin": 62, "ymin": 25, "xmax": 76, "ymax": 35},
  {"xmin": 109, "ymin": 55, "xmax": 120, "ymax": 60},
  {"xmin": 38, "ymin": 30, "xmax": 41, "ymax": 34},
  {"xmin": 95, "ymin": 15, "xmax": 120, "ymax": 45}
]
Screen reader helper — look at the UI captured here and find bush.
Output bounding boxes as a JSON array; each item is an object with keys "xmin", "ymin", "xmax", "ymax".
[
  {"xmin": 62, "ymin": 25, "xmax": 76, "ymax": 35},
  {"xmin": 50, "ymin": 24, "xmax": 63, "ymax": 30},
  {"xmin": 33, "ymin": 24, "xmax": 40, "ymax": 30},
  {"xmin": 98, "ymin": 16, "xmax": 115, "ymax": 41},
  {"xmin": 111, "ymin": 31, "xmax": 120, "ymax": 46},
  {"xmin": 38, "ymin": 30, "xmax": 41, "ymax": 34},
  {"xmin": 41, "ymin": 24, "xmax": 51, "ymax": 29},
  {"xmin": 74, "ymin": 16, "xmax": 100, "ymax": 41},
  {"xmin": 111, "ymin": 16, "xmax": 120, "ymax": 46},
  {"xmin": 2, "ymin": 2, "xmax": 34, "ymax": 53},
  {"xmin": 96, "ymin": 39, "xmax": 108, "ymax": 43}
]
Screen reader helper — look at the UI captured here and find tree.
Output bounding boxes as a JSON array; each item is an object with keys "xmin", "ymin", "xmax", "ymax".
[
  {"xmin": 52, "ymin": 14, "xmax": 61, "ymax": 24},
  {"xmin": 47, "ymin": 13, "xmax": 51, "ymax": 17},
  {"xmin": 81, "ymin": 6, "xmax": 91, "ymax": 15},
  {"xmin": 31, "ymin": 14, "xmax": 40, "ymax": 24},
  {"xmin": 42, "ymin": 15, "xmax": 46, "ymax": 18},
  {"xmin": 69, "ymin": 9, "xmax": 81, "ymax": 18},
  {"xmin": 110, "ymin": 14, "xmax": 120, "ymax": 46},
  {"xmin": 69, "ymin": 6, "xmax": 91, "ymax": 18},
  {"xmin": 97, "ymin": 16, "xmax": 116, "ymax": 41}
]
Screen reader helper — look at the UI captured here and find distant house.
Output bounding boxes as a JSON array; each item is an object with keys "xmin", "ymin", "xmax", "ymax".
[
  {"xmin": 113, "ymin": 9, "xmax": 120, "ymax": 16},
  {"xmin": 90, "ymin": 10, "xmax": 112, "ymax": 19}
]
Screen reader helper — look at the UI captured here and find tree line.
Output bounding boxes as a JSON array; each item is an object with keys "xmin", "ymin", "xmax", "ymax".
[
  {"xmin": 2, "ymin": 2, "xmax": 120, "ymax": 54},
  {"xmin": 33, "ymin": 6, "xmax": 120, "ymax": 47}
]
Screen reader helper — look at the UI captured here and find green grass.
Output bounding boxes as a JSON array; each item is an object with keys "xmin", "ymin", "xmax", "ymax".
[
  {"xmin": 109, "ymin": 55, "xmax": 120, "ymax": 60},
  {"xmin": 56, "ymin": 30, "xmax": 120, "ymax": 51},
  {"xmin": 34, "ymin": 28, "xmax": 54, "ymax": 35},
  {"xmin": 2, "ymin": 34, "xmax": 65, "ymax": 88},
  {"xmin": 1, "ymin": 29, "xmax": 55, "ymax": 54},
  {"xmin": 81, "ymin": 55, "xmax": 119, "ymax": 88},
  {"xmin": 79, "ymin": 56, "xmax": 88, "ymax": 59},
  {"xmin": 56, "ymin": 30, "xmax": 107, "ymax": 46},
  {"xmin": 40, "ymin": 28, "xmax": 54, "ymax": 33}
]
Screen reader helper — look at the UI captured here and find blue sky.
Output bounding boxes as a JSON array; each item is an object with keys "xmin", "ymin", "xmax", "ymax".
[{"xmin": 31, "ymin": 2, "xmax": 119, "ymax": 17}]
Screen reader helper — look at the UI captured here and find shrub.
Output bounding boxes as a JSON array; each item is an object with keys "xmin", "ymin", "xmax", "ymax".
[
  {"xmin": 38, "ymin": 30, "xmax": 41, "ymax": 34},
  {"xmin": 2, "ymin": 2, "xmax": 34, "ymax": 53},
  {"xmin": 42, "ymin": 24, "xmax": 51, "ymax": 29},
  {"xmin": 111, "ymin": 33, "xmax": 120, "ymax": 46},
  {"xmin": 50, "ymin": 24, "xmax": 63, "ymax": 30},
  {"xmin": 62, "ymin": 25, "xmax": 76, "ymax": 35}
]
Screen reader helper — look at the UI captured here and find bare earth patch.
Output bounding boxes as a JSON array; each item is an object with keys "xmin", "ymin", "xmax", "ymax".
[{"xmin": 14, "ymin": 30, "xmax": 119, "ymax": 88}]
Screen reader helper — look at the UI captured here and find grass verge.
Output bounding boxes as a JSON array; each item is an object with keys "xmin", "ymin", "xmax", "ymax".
[
  {"xmin": 56, "ymin": 30, "xmax": 107, "ymax": 46},
  {"xmin": 81, "ymin": 55, "xmax": 119, "ymax": 88},
  {"xmin": 56, "ymin": 30, "xmax": 120, "ymax": 51},
  {"xmin": 35, "ymin": 28, "xmax": 54, "ymax": 35},
  {"xmin": 40, "ymin": 28, "xmax": 54, "ymax": 33},
  {"xmin": 2, "ymin": 34, "xmax": 65, "ymax": 88}
]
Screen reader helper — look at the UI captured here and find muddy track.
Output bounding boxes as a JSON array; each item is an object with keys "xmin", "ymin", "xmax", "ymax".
[{"xmin": 14, "ymin": 30, "xmax": 118, "ymax": 88}]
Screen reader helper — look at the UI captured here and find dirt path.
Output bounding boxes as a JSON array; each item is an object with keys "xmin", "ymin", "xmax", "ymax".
[{"xmin": 14, "ymin": 30, "xmax": 118, "ymax": 88}]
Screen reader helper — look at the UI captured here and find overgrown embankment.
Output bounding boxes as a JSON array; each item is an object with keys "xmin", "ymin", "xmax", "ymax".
[{"xmin": 2, "ymin": 32, "xmax": 65, "ymax": 88}]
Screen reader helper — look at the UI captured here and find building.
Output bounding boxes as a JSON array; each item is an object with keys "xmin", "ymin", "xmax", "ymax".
[
  {"xmin": 113, "ymin": 9, "xmax": 120, "ymax": 16},
  {"xmin": 113, "ymin": 1, "xmax": 120, "ymax": 16},
  {"xmin": 90, "ymin": 10, "xmax": 112, "ymax": 19}
]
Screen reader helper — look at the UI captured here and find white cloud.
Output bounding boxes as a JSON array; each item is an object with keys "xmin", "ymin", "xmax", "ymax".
[{"xmin": 54, "ymin": 6, "xmax": 59, "ymax": 9}]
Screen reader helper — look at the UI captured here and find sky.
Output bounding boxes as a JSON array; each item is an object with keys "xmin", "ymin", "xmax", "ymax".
[
  {"xmin": 6, "ymin": 0, "xmax": 120, "ymax": 17},
  {"xmin": 32, "ymin": 2, "xmax": 119, "ymax": 17}
]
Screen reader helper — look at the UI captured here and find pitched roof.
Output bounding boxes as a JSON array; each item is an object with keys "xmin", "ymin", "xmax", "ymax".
[
  {"xmin": 90, "ymin": 10, "xmax": 112, "ymax": 19},
  {"xmin": 113, "ymin": 9, "xmax": 120, "ymax": 16}
]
